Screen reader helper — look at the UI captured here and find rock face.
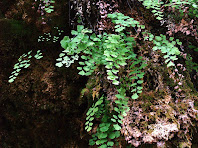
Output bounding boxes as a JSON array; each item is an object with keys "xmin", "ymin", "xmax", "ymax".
[
  {"xmin": 0, "ymin": 0, "xmax": 16, "ymax": 15},
  {"xmin": 0, "ymin": 16, "xmax": 89, "ymax": 148},
  {"xmin": 1, "ymin": 0, "xmax": 198, "ymax": 148}
]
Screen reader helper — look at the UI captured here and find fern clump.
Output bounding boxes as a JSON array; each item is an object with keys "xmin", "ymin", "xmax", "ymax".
[
  {"xmin": 85, "ymin": 95, "xmax": 125, "ymax": 148},
  {"xmin": 152, "ymin": 34, "xmax": 181, "ymax": 67},
  {"xmin": 9, "ymin": 50, "xmax": 43, "ymax": 83},
  {"xmin": 138, "ymin": 0, "xmax": 198, "ymax": 20},
  {"xmin": 138, "ymin": 0, "xmax": 164, "ymax": 20},
  {"xmin": 143, "ymin": 32, "xmax": 181, "ymax": 67},
  {"xmin": 38, "ymin": 27, "xmax": 64, "ymax": 43},
  {"xmin": 55, "ymin": 12, "xmax": 149, "ymax": 147}
]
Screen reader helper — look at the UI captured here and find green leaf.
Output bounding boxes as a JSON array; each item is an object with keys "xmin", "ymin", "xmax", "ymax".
[
  {"xmin": 123, "ymin": 111, "xmax": 127, "ymax": 116},
  {"xmin": 137, "ymin": 86, "xmax": 143, "ymax": 90},
  {"xmin": 125, "ymin": 37, "xmax": 134, "ymax": 42},
  {"xmin": 152, "ymin": 10, "xmax": 157, "ymax": 13},
  {"xmin": 96, "ymin": 139, "xmax": 107, "ymax": 145},
  {"xmin": 77, "ymin": 25, "xmax": 84, "ymax": 32},
  {"xmin": 100, "ymin": 123, "xmax": 109, "ymax": 128},
  {"xmin": 71, "ymin": 30, "xmax": 78, "ymax": 35},
  {"xmin": 8, "ymin": 78, "xmax": 15, "ymax": 83},
  {"xmin": 137, "ymin": 73, "xmax": 144, "ymax": 78},
  {"xmin": 107, "ymin": 76, "xmax": 115, "ymax": 80},
  {"xmin": 130, "ymin": 76, "xmax": 138, "ymax": 80},
  {"xmin": 169, "ymin": 37, "xmax": 174, "ymax": 41},
  {"xmin": 81, "ymin": 55, "xmax": 88, "ymax": 60},
  {"xmin": 85, "ymin": 121, "xmax": 90, "ymax": 125},
  {"xmin": 140, "ymin": 25, "xmax": 145, "ymax": 29},
  {"xmin": 177, "ymin": 42, "xmax": 182, "ymax": 46},
  {"xmin": 139, "ymin": 63, "xmax": 147, "ymax": 69},
  {"xmin": 79, "ymin": 62, "xmax": 85, "ymax": 65},
  {"xmin": 87, "ymin": 126, "xmax": 92, "ymax": 132},
  {"xmin": 45, "ymin": 8, "xmax": 54, "ymax": 13},
  {"xmin": 108, "ymin": 133, "xmax": 116, "ymax": 139},
  {"xmin": 78, "ymin": 43, "xmax": 87, "ymax": 50},
  {"xmin": 114, "ymin": 131, "xmax": 120, "ymax": 138},
  {"xmin": 83, "ymin": 66, "xmax": 90, "ymax": 71},
  {"xmin": 85, "ymin": 125, "xmax": 89, "ymax": 130},
  {"xmin": 60, "ymin": 38, "xmax": 69, "ymax": 49},
  {"xmin": 112, "ymin": 80, "xmax": 119, "ymax": 85},
  {"xmin": 130, "ymin": 83, "xmax": 137, "ymax": 87},
  {"xmin": 114, "ymin": 63, "xmax": 120, "ymax": 69},
  {"xmin": 98, "ymin": 144, "xmax": 107, "ymax": 148},
  {"xmin": 89, "ymin": 117, "xmax": 94, "ymax": 121},
  {"xmin": 100, "ymin": 126, "xmax": 109, "ymax": 132},
  {"xmin": 89, "ymin": 111, "xmax": 95, "ymax": 117},
  {"xmin": 171, "ymin": 41, "xmax": 176, "ymax": 45},
  {"xmin": 95, "ymin": 99, "xmax": 103, "ymax": 107},
  {"xmin": 117, "ymin": 60, "xmax": 126, "ymax": 66},
  {"xmin": 78, "ymin": 70, "xmax": 86, "ymax": 75},
  {"xmin": 86, "ymin": 108, "xmax": 93, "ymax": 116},
  {"xmin": 115, "ymin": 94, "xmax": 124, "ymax": 99},
  {"xmin": 35, "ymin": 56, "xmax": 43, "ymax": 59},
  {"xmin": 113, "ymin": 115, "xmax": 118, "ymax": 119},
  {"xmin": 56, "ymin": 62, "xmax": 63, "ymax": 67},
  {"xmin": 167, "ymin": 61, "xmax": 175, "ymax": 67},
  {"xmin": 14, "ymin": 65, "xmax": 19, "ymax": 69},
  {"xmin": 155, "ymin": 36, "xmax": 162, "ymax": 41},
  {"xmin": 153, "ymin": 46, "xmax": 158, "ymax": 51},
  {"xmin": 77, "ymin": 67, "xmax": 82, "ymax": 70},
  {"xmin": 118, "ymin": 115, "xmax": 124, "ymax": 120},
  {"xmin": 118, "ymin": 119, "xmax": 123, "ymax": 124},
  {"xmin": 132, "ymin": 93, "xmax": 139, "ymax": 99},
  {"xmin": 105, "ymin": 64, "xmax": 113, "ymax": 69},
  {"xmin": 113, "ymin": 124, "xmax": 121, "ymax": 130},
  {"xmin": 109, "ymin": 131, "xmax": 120, "ymax": 139},
  {"xmin": 89, "ymin": 139, "xmax": 95, "ymax": 146},
  {"xmin": 111, "ymin": 118, "xmax": 116, "ymax": 122},
  {"xmin": 131, "ymin": 89, "xmax": 136, "ymax": 92},
  {"xmin": 114, "ymin": 107, "xmax": 120, "ymax": 113},
  {"xmin": 112, "ymin": 69, "xmax": 119, "ymax": 74},
  {"xmin": 163, "ymin": 55, "xmax": 169, "ymax": 59},
  {"xmin": 137, "ymin": 80, "xmax": 143, "ymax": 84},
  {"xmin": 156, "ymin": 17, "xmax": 163, "ymax": 20},
  {"xmin": 87, "ymin": 41, "xmax": 94, "ymax": 46},
  {"xmin": 89, "ymin": 123, "xmax": 93, "ymax": 126},
  {"xmin": 170, "ymin": 56, "xmax": 178, "ymax": 61},
  {"xmin": 93, "ymin": 107, "xmax": 98, "ymax": 113},
  {"xmin": 115, "ymin": 26, "xmax": 125, "ymax": 32},
  {"xmin": 98, "ymin": 133, "xmax": 108, "ymax": 139},
  {"xmin": 59, "ymin": 53, "xmax": 65, "ymax": 57},
  {"xmin": 107, "ymin": 141, "xmax": 114, "ymax": 147},
  {"xmin": 105, "ymin": 56, "xmax": 114, "ymax": 61}
]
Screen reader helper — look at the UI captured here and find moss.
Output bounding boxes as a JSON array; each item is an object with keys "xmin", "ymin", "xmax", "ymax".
[
  {"xmin": 194, "ymin": 99, "xmax": 198, "ymax": 110},
  {"xmin": 186, "ymin": 78, "xmax": 196, "ymax": 92},
  {"xmin": 141, "ymin": 93, "xmax": 154, "ymax": 102},
  {"xmin": 142, "ymin": 102, "xmax": 153, "ymax": 112}
]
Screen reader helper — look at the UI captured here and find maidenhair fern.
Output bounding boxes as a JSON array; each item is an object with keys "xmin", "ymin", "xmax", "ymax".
[
  {"xmin": 56, "ymin": 12, "xmax": 149, "ymax": 147},
  {"xmin": 138, "ymin": 0, "xmax": 164, "ymax": 20},
  {"xmin": 88, "ymin": 96, "xmax": 121, "ymax": 148},
  {"xmin": 143, "ymin": 32, "xmax": 181, "ymax": 68},
  {"xmin": 9, "ymin": 50, "xmax": 43, "ymax": 83},
  {"xmin": 138, "ymin": 0, "xmax": 198, "ymax": 20},
  {"xmin": 85, "ymin": 96, "xmax": 104, "ymax": 132},
  {"xmin": 38, "ymin": 27, "xmax": 64, "ymax": 43},
  {"xmin": 152, "ymin": 34, "xmax": 181, "ymax": 67},
  {"xmin": 44, "ymin": 0, "xmax": 55, "ymax": 14},
  {"xmin": 57, "ymin": 13, "xmax": 146, "ymax": 86}
]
